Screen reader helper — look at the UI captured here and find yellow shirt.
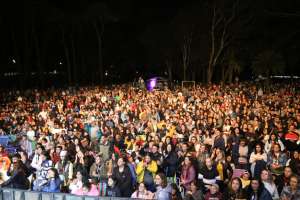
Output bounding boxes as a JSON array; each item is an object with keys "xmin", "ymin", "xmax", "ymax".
[
  {"xmin": 241, "ymin": 178, "xmax": 250, "ymax": 188},
  {"xmin": 216, "ymin": 162, "xmax": 224, "ymax": 181}
]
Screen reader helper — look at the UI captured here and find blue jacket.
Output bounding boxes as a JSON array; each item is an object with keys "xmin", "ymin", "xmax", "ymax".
[{"xmin": 41, "ymin": 178, "xmax": 61, "ymax": 193}]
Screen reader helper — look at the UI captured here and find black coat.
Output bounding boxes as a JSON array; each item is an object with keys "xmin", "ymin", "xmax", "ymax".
[
  {"xmin": 2, "ymin": 169, "xmax": 29, "ymax": 190},
  {"xmin": 106, "ymin": 185, "xmax": 121, "ymax": 197},
  {"xmin": 112, "ymin": 166, "xmax": 133, "ymax": 197},
  {"xmin": 247, "ymin": 188, "xmax": 273, "ymax": 200},
  {"xmin": 162, "ymin": 151, "xmax": 178, "ymax": 177}
]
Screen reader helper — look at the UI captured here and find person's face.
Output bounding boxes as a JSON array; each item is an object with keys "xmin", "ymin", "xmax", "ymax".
[
  {"xmin": 95, "ymin": 156, "xmax": 101, "ymax": 164},
  {"xmin": 56, "ymin": 148, "xmax": 61, "ymax": 154},
  {"xmin": 261, "ymin": 170, "xmax": 269, "ymax": 181},
  {"xmin": 154, "ymin": 175, "xmax": 162, "ymax": 186},
  {"xmin": 182, "ymin": 144, "xmax": 188, "ymax": 152},
  {"xmin": 206, "ymin": 158, "xmax": 212, "ymax": 168},
  {"xmin": 226, "ymin": 156, "xmax": 232, "ymax": 162},
  {"xmin": 290, "ymin": 177, "xmax": 298, "ymax": 189},
  {"xmin": 82, "ymin": 186, "xmax": 89, "ymax": 193},
  {"xmin": 284, "ymin": 168, "xmax": 292, "ymax": 178},
  {"xmin": 210, "ymin": 185, "xmax": 218, "ymax": 194},
  {"xmin": 184, "ymin": 157, "xmax": 191, "ymax": 166},
  {"xmin": 251, "ymin": 180, "xmax": 259, "ymax": 191},
  {"xmin": 76, "ymin": 171, "xmax": 82, "ymax": 180},
  {"xmin": 138, "ymin": 183, "xmax": 146, "ymax": 192},
  {"xmin": 145, "ymin": 155, "xmax": 151, "ymax": 164},
  {"xmin": 231, "ymin": 179, "xmax": 240, "ymax": 192},
  {"xmin": 117, "ymin": 158, "xmax": 124, "ymax": 167},
  {"xmin": 191, "ymin": 183, "xmax": 197, "ymax": 192},
  {"xmin": 273, "ymin": 145, "xmax": 280, "ymax": 152},
  {"xmin": 108, "ymin": 178, "xmax": 114, "ymax": 187},
  {"xmin": 242, "ymin": 173, "xmax": 250, "ymax": 180},
  {"xmin": 12, "ymin": 157, "xmax": 19, "ymax": 163},
  {"xmin": 255, "ymin": 145, "xmax": 261, "ymax": 153},
  {"xmin": 37, "ymin": 147, "xmax": 43, "ymax": 154},
  {"xmin": 152, "ymin": 146, "xmax": 158, "ymax": 153},
  {"xmin": 167, "ymin": 144, "xmax": 172, "ymax": 152},
  {"xmin": 191, "ymin": 137, "xmax": 197, "ymax": 143},
  {"xmin": 240, "ymin": 141, "xmax": 245, "ymax": 146},
  {"xmin": 293, "ymin": 151, "xmax": 299, "ymax": 159},
  {"xmin": 271, "ymin": 134, "xmax": 276, "ymax": 141},
  {"xmin": 60, "ymin": 155, "xmax": 66, "ymax": 161},
  {"xmin": 47, "ymin": 169, "xmax": 55, "ymax": 179},
  {"xmin": 41, "ymin": 154, "xmax": 46, "ymax": 161}
]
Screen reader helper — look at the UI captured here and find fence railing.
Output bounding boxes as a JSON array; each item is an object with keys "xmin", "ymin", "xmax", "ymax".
[{"xmin": 0, "ymin": 188, "xmax": 136, "ymax": 200}]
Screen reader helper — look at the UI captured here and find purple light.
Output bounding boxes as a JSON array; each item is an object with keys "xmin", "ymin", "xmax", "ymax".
[
  {"xmin": 147, "ymin": 78, "xmax": 157, "ymax": 91},
  {"xmin": 150, "ymin": 79, "xmax": 156, "ymax": 88}
]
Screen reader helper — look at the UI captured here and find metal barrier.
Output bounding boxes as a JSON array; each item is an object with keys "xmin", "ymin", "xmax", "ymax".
[{"xmin": 0, "ymin": 188, "xmax": 137, "ymax": 200}]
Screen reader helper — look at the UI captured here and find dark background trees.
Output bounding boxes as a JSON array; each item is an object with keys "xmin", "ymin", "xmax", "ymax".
[{"xmin": 0, "ymin": 0, "xmax": 299, "ymax": 89}]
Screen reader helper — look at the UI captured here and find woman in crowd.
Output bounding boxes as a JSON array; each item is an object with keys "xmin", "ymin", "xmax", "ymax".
[
  {"xmin": 40, "ymin": 168, "xmax": 61, "ymax": 193},
  {"xmin": 184, "ymin": 180, "xmax": 204, "ymax": 200},
  {"xmin": 264, "ymin": 133, "xmax": 285, "ymax": 154},
  {"xmin": 198, "ymin": 158, "xmax": 220, "ymax": 189},
  {"xmin": 33, "ymin": 151, "xmax": 53, "ymax": 191},
  {"xmin": 154, "ymin": 173, "xmax": 171, "ymax": 200},
  {"xmin": 204, "ymin": 184, "xmax": 222, "ymax": 200},
  {"xmin": 249, "ymin": 143, "xmax": 267, "ymax": 178},
  {"xmin": 280, "ymin": 175, "xmax": 300, "ymax": 200},
  {"xmin": 162, "ymin": 143, "xmax": 178, "ymax": 181},
  {"xmin": 260, "ymin": 169, "xmax": 279, "ymax": 200},
  {"xmin": 180, "ymin": 156, "xmax": 196, "ymax": 191},
  {"xmin": 106, "ymin": 177, "xmax": 121, "ymax": 197},
  {"xmin": 267, "ymin": 143, "xmax": 287, "ymax": 175},
  {"xmin": 89, "ymin": 152, "xmax": 108, "ymax": 183},
  {"xmin": 275, "ymin": 166, "xmax": 293, "ymax": 194},
  {"xmin": 72, "ymin": 181, "xmax": 99, "ymax": 196},
  {"xmin": 136, "ymin": 154, "xmax": 158, "ymax": 192},
  {"xmin": 223, "ymin": 177, "xmax": 247, "ymax": 200},
  {"xmin": 170, "ymin": 183, "xmax": 182, "ymax": 200},
  {"xmin": 287, "ymin": 150, "xmax": 300, "ymax": 175},
  {"xmin": 112, "ymin": 156, "xmax": 133, "ymax": 197},
  {"xmin": 240, "ymin": 170, "xmax": 251, "ymax": 189},
  {"xmin": 69, "ymin": 169, "xmax": 89, "ymax": 194},
  {"xmin": 211, "ymin": 148, "xmax": 232, "ymax": 190},
  {"xmin": 246, "ymin": 178, "xmax": 272, "ymax": 200},
  {"xmin": 232, "ymin": 138, "xmax": 249, "ymax": 170},
  {"xmin": 131, "ymin": 182, "xmax": 155, "ymax": 199},
  {"xmin": 1, "ymin": 160, "xmax": 30, "ymax": 190},
  {"xmin": 195, "ymin": 143, "xmax": 209, "ymax": 170},
  {"xmin": 55, "ymin": 150, "xmax": 73, "ymax": 192}
]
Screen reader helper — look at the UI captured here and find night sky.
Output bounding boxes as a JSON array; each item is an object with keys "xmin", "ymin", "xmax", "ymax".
[{"xmin": 0, "ymin": 0, "xmax": 299, "ymax": 88}]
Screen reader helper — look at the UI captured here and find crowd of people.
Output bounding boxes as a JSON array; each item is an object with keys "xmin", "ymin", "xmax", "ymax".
[{"xmin": 0, "ymin": 82, "xmax": 299, "ymax": 200}]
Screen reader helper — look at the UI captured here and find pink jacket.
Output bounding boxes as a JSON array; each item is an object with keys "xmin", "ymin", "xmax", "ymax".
[{"xmin": 73, "ymin": 184, "xmax": 100, "ymax": 196}]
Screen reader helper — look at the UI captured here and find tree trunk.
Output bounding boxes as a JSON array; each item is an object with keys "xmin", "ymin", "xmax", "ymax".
[
  {"xmin": 166, "ymin": 59, "xmax": 173, "ymax": 89},
  {"xmin": 207, "ymin": 66, "xmax": 213, "ymax": 84},
  {"xmin": 208, "ymin": 2, "xmax": 236, "ymax": 84},
  {"xmin": 228, "ymin": 67, "xmax": 233, "ymax": 84},
  {"xmin": 221, "ymin": 65, "xmax": 225, "ymax": 82}
]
